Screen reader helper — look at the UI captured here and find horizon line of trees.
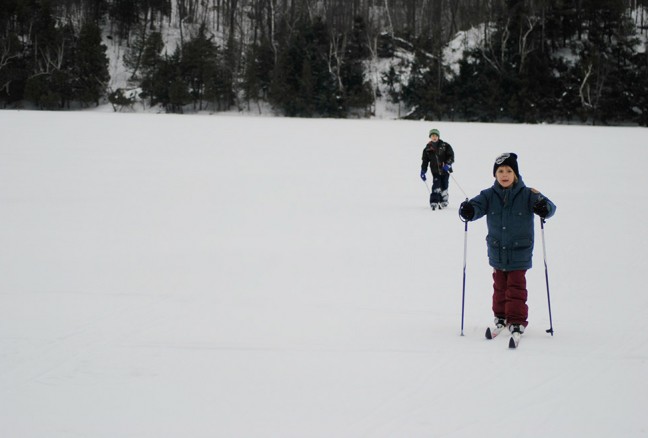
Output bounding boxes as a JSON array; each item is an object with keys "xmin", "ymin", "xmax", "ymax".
[{"xmin": 1, "ymin": 0, "xmax": 647, "ymax": 125}]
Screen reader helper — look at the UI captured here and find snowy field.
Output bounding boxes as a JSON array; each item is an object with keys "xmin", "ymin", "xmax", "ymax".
[{"xmin": 1, "ymin": 110, "xmax": 647, "ymax": 437}]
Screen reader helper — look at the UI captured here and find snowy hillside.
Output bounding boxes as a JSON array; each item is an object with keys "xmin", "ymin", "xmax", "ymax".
[
  {"xmin": 1, "ymin": 110, "xmax": 647, "ymax": 437},
  {"xmin": 102, "ymin": 23, "xmax": 486, "ymax": 119}
]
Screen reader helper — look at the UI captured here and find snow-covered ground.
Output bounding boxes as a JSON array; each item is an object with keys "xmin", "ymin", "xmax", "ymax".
[{"xmin": 1, "ymin": 110, "xmax": 647, "ymax": 437}]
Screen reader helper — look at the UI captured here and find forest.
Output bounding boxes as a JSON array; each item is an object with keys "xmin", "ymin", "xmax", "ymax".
[{"xmin": 1, "ymin": 0, "xmax": 647, "ymax": 125}]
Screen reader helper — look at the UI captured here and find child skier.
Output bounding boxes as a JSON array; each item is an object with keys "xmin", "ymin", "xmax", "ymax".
[
  {"xmin": 458, "ymin": 153, "xmax": 556, "ymax": 346},
  {"xmin": 420, "ymin": 128, "xmax": 455, "ymax": 210}
]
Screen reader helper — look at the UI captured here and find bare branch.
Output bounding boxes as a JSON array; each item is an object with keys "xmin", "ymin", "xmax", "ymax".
[
  {"xmin": 579, "ymin": 63, "xmax": 593, "ymax": 108},
  {"xmin": 519, "ymin": 16, "xmax": 538, "ymax": 73}
]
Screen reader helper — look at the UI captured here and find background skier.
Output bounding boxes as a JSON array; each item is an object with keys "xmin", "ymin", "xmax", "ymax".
[{"xmin": 420, "ymin": 128, "xmax": 455, "ymax": 210}]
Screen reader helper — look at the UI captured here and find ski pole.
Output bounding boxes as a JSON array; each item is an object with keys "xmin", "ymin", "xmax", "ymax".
[
  {"xmin": 460, "ymin": 201, "xmax": 469, "ymax": 336},
  {"xmin": 450, "ymin": 173, "xmax": 469, "ymax": 199},
  {"xmin": 423, "ymin": 179, "xmax": 431, "ymax": 194},
  {"xmin": 540, "ymin": 218, "xmax": 554, "ymax": 336}
]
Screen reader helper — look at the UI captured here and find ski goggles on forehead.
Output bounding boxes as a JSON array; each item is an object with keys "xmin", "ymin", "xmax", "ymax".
[{"xmin": 495, "ymin": 153, "xmax": 510, "ymax": 164}]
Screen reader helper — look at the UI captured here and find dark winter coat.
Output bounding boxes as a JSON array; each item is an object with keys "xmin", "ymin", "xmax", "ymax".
[
  {"xmin": 421, "ymin": 140, "xmax": 454, "ymax": 175},
  {"xmin": 467, "ymin": 177, "xmax": 556, "ymax": 271}
]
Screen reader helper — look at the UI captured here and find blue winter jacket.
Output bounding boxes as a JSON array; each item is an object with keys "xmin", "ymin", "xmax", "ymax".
[{"xmin": 467, "ymin": 177, "xmax": 556, "ymax": 271}]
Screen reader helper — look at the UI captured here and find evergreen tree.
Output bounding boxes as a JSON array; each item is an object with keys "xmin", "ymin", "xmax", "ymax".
[
  {"xmin": 381, "ymin": 65, "xmax": 400, "ymax": 105},
  {"xmin": 401, "ymin": 48, "xmax": 448, "ymax": 120},
  {"xmin": 143, "ymin": 48, "xmax": 183, "ymax": 111},
  {"xmin": 568, "ymin": 0, "xmax": 638, "ymax": 124},
  {"xmin": 341, "ymin": 16, "xmax": 374, "ymax": 115},
  {"xmin": 629, "ymin": 49, "xmax": 648, "ymax": 126},
  {"xmin": 450, "ymin": 49, "xmax": 501, "ymax": 122},
  {"xmin": 74, "ymin": 22, "xmax": 110, "ymax": 106},
  {"xmin": 168, "ymin": 77, "xmax": 191, "ymax": 113},
  {"xmin": 109, "ymin": 0, "xmax": 140, "ymax": 41},
  {"xmin": 242, "ymin": 36, "xmax": 273, "ymax": 111},
  {"xmin": 270, "ymin": 16, "xmax": 338, "ymax": 117},
  {"xmin": 24, "ymin": 6, "xmax": 77, "ymax": 109},
  {"xmin": 309, "ymin": 17, "xmax": 339, "ymax": 117},
  {"xmin": 212, "ymin": 37, "xmax": 236, "ymax": 111},
  {"xmin": 180, "ymin": 24, "xmax": 219, "ymax": 110},
  {"xmin": 135, "ymin": 30, "xmax": 165, "ymax": 108}
]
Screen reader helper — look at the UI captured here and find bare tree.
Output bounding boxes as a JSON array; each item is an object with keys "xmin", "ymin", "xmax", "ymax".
[
  {"xmin": 0, "ymin": 30, "xmax": 20, "ymax": 94},
  {"xmin": 518, "ymin": 15, "xmax": 537, "ymax": 73}
]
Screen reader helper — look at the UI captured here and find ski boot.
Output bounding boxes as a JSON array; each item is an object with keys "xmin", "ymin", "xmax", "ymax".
[{"xmin": 485, "ymin": 317, "xmax": 507, "ymax": 339}]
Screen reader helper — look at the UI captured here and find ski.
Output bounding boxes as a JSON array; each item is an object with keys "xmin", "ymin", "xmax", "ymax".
[
  {"xmin": 508, "ymin": 332, "xmax": 521, "ymax": 349},
  {"xmin": 485, "ymin": 325, "xmax": 506, "ymax": 339}
]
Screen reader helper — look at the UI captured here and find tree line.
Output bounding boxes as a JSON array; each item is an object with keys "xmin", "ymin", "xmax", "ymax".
[{"xmin": 1, "ymin": 0, "xmax": 647, "ymax": 125}]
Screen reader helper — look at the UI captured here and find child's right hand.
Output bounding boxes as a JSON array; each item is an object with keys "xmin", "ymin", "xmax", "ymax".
[{"xmin": 459, "ymin": 201, "xmax": 474, "ymax": 220}]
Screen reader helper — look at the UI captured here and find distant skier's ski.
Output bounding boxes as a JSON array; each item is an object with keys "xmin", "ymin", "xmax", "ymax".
[
  {"xmin": 485, "ymin": 326, "xmax": 506, "ymax": 339},
  {"xmin": 508, "ymin": 332, "xmax": 521, "ymax": 349}
]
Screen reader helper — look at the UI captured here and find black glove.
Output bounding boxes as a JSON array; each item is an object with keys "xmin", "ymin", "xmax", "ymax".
[
  {"xmin": 533, "ymin": 198, "xmax": 549, "ymax": 218},
  {"xmin": 459, "ymin": 201, "xmax": 474, "ymax": 221}
]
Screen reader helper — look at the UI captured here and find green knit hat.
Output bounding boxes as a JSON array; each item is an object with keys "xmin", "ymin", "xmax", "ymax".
[{"xmin": 429, "ymin": 128, "xmax": 440, "ymax": 137}]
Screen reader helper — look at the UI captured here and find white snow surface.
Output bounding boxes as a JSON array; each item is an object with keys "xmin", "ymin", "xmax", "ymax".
[{"xmin": 1, "ymin": 110, "xmax": 647, "ymax": 437}]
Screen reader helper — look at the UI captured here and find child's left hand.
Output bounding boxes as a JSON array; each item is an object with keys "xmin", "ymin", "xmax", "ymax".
[{"xmin": 533, "ymin": 199, "xmax": 549, "ymax": 218}]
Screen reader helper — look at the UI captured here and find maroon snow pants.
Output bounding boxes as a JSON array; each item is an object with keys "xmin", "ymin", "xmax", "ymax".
[{"xmin": 492, "ymin": 269, "xmax": 528, "ymax": 327}]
